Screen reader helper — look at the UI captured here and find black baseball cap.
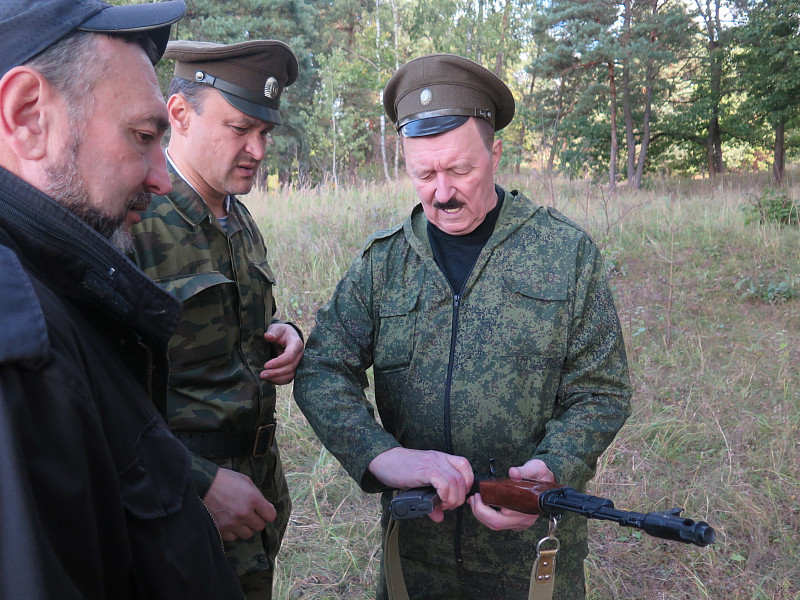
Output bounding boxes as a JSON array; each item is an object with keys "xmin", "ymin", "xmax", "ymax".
[{"xmin": 0, "ymin": 0, "xmax": 186, "ymax": 77}]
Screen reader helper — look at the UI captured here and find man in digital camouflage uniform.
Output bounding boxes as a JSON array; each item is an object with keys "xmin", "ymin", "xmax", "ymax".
[
  {"xmin": 293, "ymin": 54, "xmax": 632, "ymax": 600},
  {"xmin": 129, "ymin": 40, "xmax": 304, "ymax": 599}
]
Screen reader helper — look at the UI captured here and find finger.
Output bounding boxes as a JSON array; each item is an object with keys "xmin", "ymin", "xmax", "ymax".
[
  {"xmin": 426, "ymin": 505, "xmax": 445, "ymax": 523},
  {"xmin": 261, "ymin": 371, "xmax": 293, "ymax": 385},
  {"xmin": 433, "ymin": 470, "xmax": 467, "ymax": 509},
  {"xmin": 448, "ymin": 455, "xmax": 474, "ymax": 491},
  {"xmin": 221, "ymin": 530, "xmax": 238, "ymax": 543},
  {"xmin": 232, "ymin": 525, "xmax": 255, "ymax": 540},
  {"xmin": 263, "ymin": 353, "xmax": 292, "ymax": 370},
  {"xmin": 469, "ymin": 495, "xmax": 538, "ymax": 531},
  {"xmin": 255, "ymin": 500, "xmax": 277, "ymax": 524}
]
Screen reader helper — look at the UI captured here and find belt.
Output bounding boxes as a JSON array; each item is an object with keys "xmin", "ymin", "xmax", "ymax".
[{"xmin": 174, "ymin": 423, "xmax": 276, "ymax": 459}]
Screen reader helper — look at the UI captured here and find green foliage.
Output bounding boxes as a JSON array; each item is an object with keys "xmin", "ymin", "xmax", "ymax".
[
  {"xmin": 154, "ymin": 0, "xmax": 800, "ymax": 184},
  {"xmin": 742, "ymin": 188, "xmax": 800, "ymax": 225},
  {"xmin": 735, "ymin": 274, "xmax": 800, "ymax": 303},
  {"xmin": 159, "ymin": 0, "xmax": 321, "ymax": 186}
]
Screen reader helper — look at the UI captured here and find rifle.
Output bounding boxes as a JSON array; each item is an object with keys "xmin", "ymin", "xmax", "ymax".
[{"xmin": 390, "ymin": 477, "xmax": 716, "ymax": 547}]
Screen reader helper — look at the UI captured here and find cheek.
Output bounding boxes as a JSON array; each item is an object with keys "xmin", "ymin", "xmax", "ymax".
[{"xmin": 411, "ymin": 180, "xmax": 433, "ymax": 199}]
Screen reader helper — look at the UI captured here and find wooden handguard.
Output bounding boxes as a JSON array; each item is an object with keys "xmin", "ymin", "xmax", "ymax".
[{"xmin": 479, "ymin": 477, "xmax": 563, "ymax": 515}]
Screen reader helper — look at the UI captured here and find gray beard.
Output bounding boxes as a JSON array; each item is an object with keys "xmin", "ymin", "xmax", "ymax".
[{"xmin": 42, "ymin": 130, "xmax": 149, "ymax": 253}]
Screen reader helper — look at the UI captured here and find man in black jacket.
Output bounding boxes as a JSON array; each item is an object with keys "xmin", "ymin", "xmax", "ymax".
[{"xmin": 0, "ymin": 1, "xmax": 243, "ymax": 598}]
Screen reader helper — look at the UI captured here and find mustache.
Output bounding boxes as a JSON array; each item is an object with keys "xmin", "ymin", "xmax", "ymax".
[
  {"xmin": 433, "ymin": 197, "xmax": 465, "ymax": 211},
  {"xmin": 128, "ymin": 190, "xmax": 152, "ymax": 212}
]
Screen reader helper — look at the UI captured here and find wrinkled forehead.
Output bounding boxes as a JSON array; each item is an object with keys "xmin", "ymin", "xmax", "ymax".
[{"xmin": 87, "ymin": 37, "xmax": 168, "ymax": 125}]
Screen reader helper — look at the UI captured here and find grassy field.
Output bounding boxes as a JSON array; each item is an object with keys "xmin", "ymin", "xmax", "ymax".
[{"xmin": 249, "ymin": 171, "xmax": 800, "ymax": 600}]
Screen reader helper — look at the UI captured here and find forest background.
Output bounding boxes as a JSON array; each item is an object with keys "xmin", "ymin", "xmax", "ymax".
[
  {"xmin": 146, "ymin": 0, "xmax": 800, "ymax": 190},
  {"xmin": 115, "ymin": 0, "xmax": 799, "ymax": 598}
]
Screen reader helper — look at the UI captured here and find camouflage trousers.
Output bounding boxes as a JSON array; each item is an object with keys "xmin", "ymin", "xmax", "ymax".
[
  {"xmin": 376, "ymin": 551, "xmax": 586, "ymax": 600},
  {"xmin": 216, "ymin": 443, "xmax": 291, "ymax": 600},
  {"xmin": 239, "ymin": 567, "xmax": 274, "ymax": 600}
]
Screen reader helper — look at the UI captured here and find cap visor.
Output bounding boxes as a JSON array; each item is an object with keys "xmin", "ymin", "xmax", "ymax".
[
  {"xmin": 401, "ymin": 115, "xmax": 468, "ymax": 138},
  {"xmin": 77, "ymin": 0, "xmax": 185, "ymax": 33},
  {"xmin": 220, "ymin": 91, "xmax": 282, "ymax": 126},
  {"xmin": 77, "ymin": 0, "xmax": 185, "ymax": 62}
]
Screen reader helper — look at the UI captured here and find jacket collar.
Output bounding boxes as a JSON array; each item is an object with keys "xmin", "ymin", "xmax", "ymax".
[
  {"xmin": 0, "ymin": 166, "xmax": 181, "ymax": 352},
  {"xmin": 407, "ymin": 185, "xmax": 541, "ymax": 253},
  {"xmin": 162, "ymin": 160, "xmax": 244, "ymax": 234}
]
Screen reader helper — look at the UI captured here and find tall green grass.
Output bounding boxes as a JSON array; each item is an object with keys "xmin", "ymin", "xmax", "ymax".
[{"xmin": 249, "ymin": 171, "xmax": 800, "ymax": 600}]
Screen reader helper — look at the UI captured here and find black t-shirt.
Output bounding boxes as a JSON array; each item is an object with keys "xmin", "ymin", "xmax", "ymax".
[{"xmin": 427, "ymin": 186, "xmax": 505, "ymax": 294}]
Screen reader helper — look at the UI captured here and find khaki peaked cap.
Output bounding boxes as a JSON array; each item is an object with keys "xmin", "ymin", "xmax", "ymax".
[
  {"xmin": 383, "ymin": 53, "xmax": 515, "ymax": 137},
  {"xmin": 165, "ymin": 39, "xmax": 298, "ymax": 125}
]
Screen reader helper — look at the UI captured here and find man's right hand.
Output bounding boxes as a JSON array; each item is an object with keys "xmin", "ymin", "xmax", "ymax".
[
  {"xmin": 203, "ymin": 468, "xmax": 277, "ymax": 542},
  {"xmin": 368, "ymin": 447, "xmax": 473, "ymax": 522}
]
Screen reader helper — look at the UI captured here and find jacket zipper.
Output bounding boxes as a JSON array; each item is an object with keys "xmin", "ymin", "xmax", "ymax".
[
  {"xmin": 201, "ymin": 498, "xmax": 225, "ymax": 550},
  {"xmin": 0, "ymin": 195, "xmax": 116, "ymax": 278},
  {"xmin": 138, "ymin": 341, "xmax": 154, "ymax": 401},
  {"xmin": 445, "ymin": 293, "xmax": 464, "ymax": 562},
  {"xmin": 444, "ymin": 269, "xmax": 479, "ymax": 564}
]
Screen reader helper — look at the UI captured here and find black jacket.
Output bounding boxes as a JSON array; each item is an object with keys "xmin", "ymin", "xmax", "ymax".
[{"xmin": 0, "ymin": 167, "xmax": 243, "ymax": 600}]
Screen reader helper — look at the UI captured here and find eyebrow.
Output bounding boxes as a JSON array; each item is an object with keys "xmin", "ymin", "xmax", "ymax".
[{"xmin": 138, "ymin": 115, "xmax": 169, "ymax": 136}]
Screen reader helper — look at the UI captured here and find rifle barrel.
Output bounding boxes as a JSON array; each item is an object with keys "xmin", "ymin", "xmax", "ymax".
[{"xmin": 539, "ymin": 487, "xmax": 716, "ymax": 547}]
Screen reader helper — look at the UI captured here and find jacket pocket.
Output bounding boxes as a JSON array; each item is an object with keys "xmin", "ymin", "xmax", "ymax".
[
  {"xmin": 157, "ymin": 272, "xmax": 236, "ymax": 368},
  {"xmin": 373, "ymin": 289, "xmax": 418, "ymax": 373},
  {"xmin": 119, "ymin": 417, "xmax": 190, "ymax": 519},
  {"xmin": 501, "ymin": 275, "xmax": 569, "ymax": 358},
  {"xmin": 251, "ymin": 260, "xmax": 276, "ymax": 332}
]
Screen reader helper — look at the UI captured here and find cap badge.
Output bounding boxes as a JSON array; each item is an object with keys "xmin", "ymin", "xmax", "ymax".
[
  {"xmin": 420, "ymin": 88, "xmax": 433, "ymax": 106},
  {"xmin": 264, "ymin": 76, "xmax": 279, "ymax": 99}
]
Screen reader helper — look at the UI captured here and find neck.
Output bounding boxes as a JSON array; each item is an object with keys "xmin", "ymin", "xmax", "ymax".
[{"xmin": 165, "ymin": 145, "xmax": 227, "ymax": 217}]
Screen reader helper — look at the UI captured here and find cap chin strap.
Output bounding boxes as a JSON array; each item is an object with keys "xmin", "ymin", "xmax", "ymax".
[
  {"xmin": 193, "ymin": 70, "xmax": 281, "ymax": 111},
  {"xmin": 396, "ymin": 107, "xmax": 494, "ymax": 133}
]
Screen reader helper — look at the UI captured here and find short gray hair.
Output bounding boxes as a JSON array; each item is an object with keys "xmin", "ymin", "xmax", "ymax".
[
  {"xmin": 168, "ymin": 77, "xmax": 213, "ymax": 115},
  {"xmin": 24, "ymin": 31, "xmax": 159, "ymax": 127}
]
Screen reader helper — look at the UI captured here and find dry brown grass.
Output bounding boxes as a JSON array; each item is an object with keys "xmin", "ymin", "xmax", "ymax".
[{"xmin": 249, "ymin": 170, "xmax": 800, "ymax": 600}]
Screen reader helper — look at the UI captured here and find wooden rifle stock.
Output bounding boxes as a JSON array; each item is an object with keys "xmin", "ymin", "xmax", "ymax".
[{"xmin": 479, "ymin": 477, "xmax": 563, "ymax": 515}]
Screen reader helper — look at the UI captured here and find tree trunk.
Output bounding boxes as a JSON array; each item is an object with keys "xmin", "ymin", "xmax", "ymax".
[
  {"xmin": 391, "ymin": 0, "xmax": 400, "ymax": 178},
  {"xmin": 633, "ymin": 43, "xmax": 655, "ymax": 189},
  {"xmin": 494, "ymin": 0, "xmax": 511, "ymax": 76},
  {"xmin": 773, "ymin": 120, "xmax": 785, "ymax": 185},
  {"xmin": 697, "ymin": 0, "xmax": 724, "ymax": 177},
  {"xmin": 608, "ymin": 61, "xmax": 618, "ymax": 192},
  {"xmin": 621, "ymin": 0, "xmax": 637, "ymax": 183},
  {"xmin": 376, "ymin": 0, "xmax": 390, "ymax": 181}
]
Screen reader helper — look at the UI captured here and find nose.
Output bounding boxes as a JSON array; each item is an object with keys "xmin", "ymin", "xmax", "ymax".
[
  {"xmin": 144, "ymin": 147, "xmax": 171, "ymax": 196},
  {"xmin": 434, "ymin": 172, "xmax": 454, "ymax": 202},
  {"xmin": 245, "ymin": 131, "xmax": 267, "ymax": 162}
]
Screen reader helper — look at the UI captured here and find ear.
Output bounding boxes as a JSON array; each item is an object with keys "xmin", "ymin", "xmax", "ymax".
[
  {"xmin": 0, "ymin": 67, "xmax": 57, "ymax": 161},
  {"xmin": 491, "ymin": 138, "xmax": 503, "ymax": 174},
  {"xmin": 167, "ymin": 93, "xmax": 192, "ymax": 134}
]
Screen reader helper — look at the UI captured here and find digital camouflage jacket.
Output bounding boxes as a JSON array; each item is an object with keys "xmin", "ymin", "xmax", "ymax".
[
  {"xmin": 294, "ymin": 188, "xmax": 632, "ymax": 591},
  {"xmin": 129, "ymin": 164, "xmax": 291, "ymax": 578}
]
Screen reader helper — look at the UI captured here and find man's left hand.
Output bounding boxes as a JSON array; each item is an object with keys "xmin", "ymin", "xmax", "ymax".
[
  {"xmin": 468, "ymin": 458, "xmax": 555, "ymax": 532},
  {"xmin": 260, "ymin": 323, "xmax": 304, "ymax": 384}
]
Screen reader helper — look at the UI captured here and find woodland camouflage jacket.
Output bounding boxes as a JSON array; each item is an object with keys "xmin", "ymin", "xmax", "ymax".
[
  {"xmin": 293, "ymin": 188, "xmax": 632, "ymax": 582},
  {"xmin": 129, "ymin": 165, "xmax": 291, "ymax": 575}
]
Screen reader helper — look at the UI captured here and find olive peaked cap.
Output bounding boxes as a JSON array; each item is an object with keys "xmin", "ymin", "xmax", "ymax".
[
  {"xmin": 165, "ymin": 39, "xmax": 298, "ymax": 125},
  {"xmin": 383, "ymin": 53, "xmax": 515, "ymax": 137}
]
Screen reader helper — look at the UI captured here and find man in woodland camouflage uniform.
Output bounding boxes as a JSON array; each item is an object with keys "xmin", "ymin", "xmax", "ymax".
[
  {"xmin": 129, "ymin": 41, "xmax": 303, "ymax": 599},
  {"xmin": 293, "ymin": 54, "xmax": 632, "ymax": 599}
]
